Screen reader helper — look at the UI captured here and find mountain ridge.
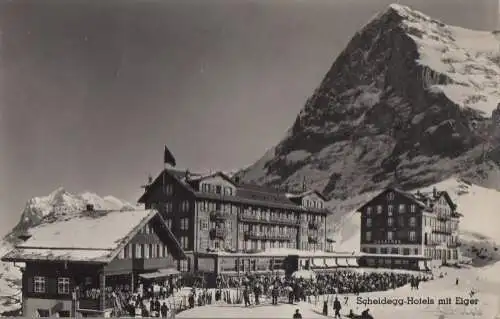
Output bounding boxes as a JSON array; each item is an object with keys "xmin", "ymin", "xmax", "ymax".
[{"xmin": 236, "ymin": 3, "xmax": 500, "ymax": 199}]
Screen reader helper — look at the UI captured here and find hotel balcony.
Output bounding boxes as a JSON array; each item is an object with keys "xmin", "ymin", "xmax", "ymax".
[
  {"xmin": 239, "ymin": 214, "xmax": 299, "ymax": 226},
  {"xmin": 308, "ymin": 221, "xmax": 320, "ymax": 230},
  {"xmin": 210, "ymin": 227, "xmax": 227, "ymax": 239},
  {"xmin": 308, "ymin": 235, "xmax": 319, "ymax": 243},
  {"xmin": 210, "ymin": 210, "xmax": 231, "ymax": 220},
  {"xmin": 243, "ymin": 231, "xmax": 293, "ymax": 241},
  {"xmin": 431, "ymin": 227, "xmax": 452, "ymax": 235},
  {"xmin": 436, "ymin": 213, "xmax": 449, "ymax": 221},
  {"xmin": 447, "ymin": 241, "xmax": 461, "ymax": 248}
]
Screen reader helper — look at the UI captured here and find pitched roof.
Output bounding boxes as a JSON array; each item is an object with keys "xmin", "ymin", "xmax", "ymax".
[
  {"xmin": 138, "ymin": 169, "xmax": 329, "ymax": 213},
  {"xmin": 2, "ymin": 209, "xmax": 185, "ymax": 264},
  {"xmin": 286, "ymin": 190, "xmax": 328, "ymax": 201}
]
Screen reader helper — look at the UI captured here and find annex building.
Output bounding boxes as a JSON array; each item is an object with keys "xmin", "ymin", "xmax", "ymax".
[{"xmin": 356, "ymin": 186, "xmax": 462, "ymax": 271}]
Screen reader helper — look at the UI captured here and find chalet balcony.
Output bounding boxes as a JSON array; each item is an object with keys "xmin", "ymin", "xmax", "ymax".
[
  {"xmin": 210, "ymin": 227, "xmax": 227, "ymax": 239},
  {"xmin": 210, "ymin": 210, "xmax": 231, "ymax": 220}
]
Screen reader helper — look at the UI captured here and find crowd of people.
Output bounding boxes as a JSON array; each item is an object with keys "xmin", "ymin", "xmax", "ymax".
[{"xmin": 94, "ymin": 269, "xmax": 431, "ymax": 318}]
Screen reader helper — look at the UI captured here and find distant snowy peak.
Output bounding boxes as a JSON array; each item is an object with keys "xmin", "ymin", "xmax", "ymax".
[{"xmin": 14, "ymin": 188, "xmax": 137, "ymax": 233}]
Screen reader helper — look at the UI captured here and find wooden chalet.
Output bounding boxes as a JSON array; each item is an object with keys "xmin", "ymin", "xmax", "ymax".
[{"xmin": 1, "ymin": 206, "xmax": 185, "ymax": 317}]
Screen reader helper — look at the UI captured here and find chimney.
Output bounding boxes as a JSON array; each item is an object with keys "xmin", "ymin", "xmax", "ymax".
[
  {"xmin": 185, "ymin": 170, "xmax": 190, "ymax": 180},
  {"xmin": 86, "ymin": 204, "xmax": 94, "ymax": 211},
  {"xmin": 433, "ymin": 187, "xmax": 437, "ymax": 198},
  {"xmin": 147, "ymin": 174, "xmax": 153, "ymax": 184}
]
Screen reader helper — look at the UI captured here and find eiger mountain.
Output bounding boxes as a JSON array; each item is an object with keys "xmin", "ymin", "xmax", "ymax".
[{"xmin": 237, "ymin": 4, "xmax": 500, "ymax": 199}]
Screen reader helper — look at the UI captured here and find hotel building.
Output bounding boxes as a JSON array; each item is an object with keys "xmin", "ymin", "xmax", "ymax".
[
  {"xmin": 137, "ymin": 169, "xmax": 335, "ymax": 275},
  {"xmin": 356, "ymin": 186, "xmax": 461, "ymax": 270}
]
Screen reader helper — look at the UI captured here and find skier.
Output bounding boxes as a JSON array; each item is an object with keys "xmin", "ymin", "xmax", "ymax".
[{"xmin": 293, "ymin": 309, "xmax": 302, "ymax": 319}]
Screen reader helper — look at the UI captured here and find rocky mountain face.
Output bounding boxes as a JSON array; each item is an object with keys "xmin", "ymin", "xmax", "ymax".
[{"xmin": 236, "ymin": 4, "xmax": 500, "ymax": 200}]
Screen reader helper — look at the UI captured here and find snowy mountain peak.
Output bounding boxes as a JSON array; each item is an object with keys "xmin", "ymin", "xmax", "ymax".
[
  {"xmin": 236, "ymin": 4, "xmax": 500, "ymax": 201},
  {"xmin": 10, "ymin": 188, "xmax": 137, "ymax": 237}
]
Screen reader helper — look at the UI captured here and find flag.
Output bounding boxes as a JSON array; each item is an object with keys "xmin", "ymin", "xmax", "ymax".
[{"xmin": 163, "ymin": 145, "xmax": 176, "ymax": 167}]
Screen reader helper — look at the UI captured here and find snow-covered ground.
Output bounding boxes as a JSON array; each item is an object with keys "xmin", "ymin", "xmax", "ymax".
[{"xmin": 178, "ymin": 266, "xmax": 500, "ymax": 319}]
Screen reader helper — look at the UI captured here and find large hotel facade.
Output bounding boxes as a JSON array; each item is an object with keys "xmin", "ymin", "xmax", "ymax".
[
  {"xmin": 137, "ymin": 169, "xmax": 354, "ymax": 276},
  {"xmin": 357, "ymin": 187, "xmax": 462, "ymax": 270}
]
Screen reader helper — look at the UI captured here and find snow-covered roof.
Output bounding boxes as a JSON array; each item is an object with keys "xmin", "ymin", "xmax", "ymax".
[{"xmin": 2, "ymin": 209, "xmax": 184, "ymax": 263}]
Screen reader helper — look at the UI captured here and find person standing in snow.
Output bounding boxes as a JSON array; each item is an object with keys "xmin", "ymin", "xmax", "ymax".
[
  {"xmin": 333, "ymin": 296, "xmax": 342, "ymax": 318},
  {"xmin": 293, "ymin": 309, "xmax": 302, "ymax": 319}
]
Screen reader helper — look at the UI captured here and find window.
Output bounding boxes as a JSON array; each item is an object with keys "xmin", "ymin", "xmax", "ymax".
[
  {"xmin": 387, "ymin": 205, "xmax": 393, "ymax": 216},
  {"xmin": 180, "ymin": 218, "xmax": 189, "ymax": 231},
  {"xmin": 164, "ymin": 202, "xmax": 173, "ymax": 213},
  {"xmin": 376, "ymin": 205, "xmax": 382, "ymax": 214},
  {"xmin": 118, "ymin": 248, "xmax": 125, "ymax": 259},
  {"xmin": 387, "ymin": 231, "xmax": 393, "ymax": 241},
  {"xmin": 181, "ymin": 236, "xmax": 189, "ymax": 249},
  {"xmin": 398, "ymin": 204, "xmax": 406, "ymax": 213},
  {"xmin": 366, "ymin": 207, "xmax": 372, "ymax": 215},
  {"xmin": 57, "ymin": 277, "xmax": 70, "ymax": 294},
  {"xmin": 387, "ymin": 192, "xmax": 394, "ymax": 201},
  {"xmin": 410, "ymin": 204, "xmax": 416, "ymax": 213},
  {"xmin": 409, "ymin": 217, "xmax": 416, "ymax": 227},
  {"xmin": 34, "ymin": 276, "xmax": 46, "ymax": 293},
  {"xmin": 224, "ymin": 187, "xmax": 233, "ymax": 196},
  {"xmin": 164, "ymin": 184, "xmax": 173, "ymax": 195},
  {"xmin": 123, "ymin": 244, "xmax": 130, "ymax": 259},
  {"xmin": 391, "ymin": 248, "xmax": 398, "ymax": 254},
  {"xmin": 366, "ymin": 218, "xmax": 372, "ymax": 227},
  {"xmin": 403, "ymin": 248, "xmax": 410, "ymax": 255},
  {"xmin": 414, "ymin": 248, "xmax": 418, "ymax": 255},
  {"xmin": 36, "ymin": 309, "xmax": 49, "ymax": 317},
  {"xmin": 387, "ymin": 217, "xmax": 393, "ymax": 227},
  {"xmin": 181, "ymin": 200, "xmax": 190, "ymax": 212},
  {"xmin": 151, "ymin": 244, "xmax": 157, "ymax": 258},
  {"xmin": 179, "ymin": 259, "xmax": 189, "ymax": 272},
  {"xmin": 163, "ymin": 244, "xmax": 168, "ymax": 257},
  {"xmin": 366, "ymin": 231, "xmax": 372, "ymax": 242},
  {"xmin": 144, "ymin": 244, "xmax": 150, "ymax": 258},
  {"xmin": 409, "ymin": 231, "xmax": 416, "ymax": 241},
  {"xmin": 380, "ymin": 248, "xmax": 388, "ymax": 254},
  {"xmin": 135, "ymin": 244, "xmax": 143, "ymax": 258},
  {"xmin": 216, "ymin": 185, "xmax": 222, "ymax": 194}
]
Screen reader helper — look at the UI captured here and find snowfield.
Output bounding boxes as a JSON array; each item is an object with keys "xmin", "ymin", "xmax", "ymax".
[{"xmin": 176, "ymin": 267, "xmax": 500, "ymax": 319}]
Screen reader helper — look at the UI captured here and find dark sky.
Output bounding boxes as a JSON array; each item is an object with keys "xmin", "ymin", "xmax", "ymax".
[{"xmin": 0, "ymin": 0, "xmax": 497, "ymax": 235}]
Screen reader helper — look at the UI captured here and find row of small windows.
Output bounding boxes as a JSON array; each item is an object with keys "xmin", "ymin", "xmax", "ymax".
[
  {"xmin": 117, "ymin": 243, "xmax": 169, "ymax": 259},
  {"xmin": 33, "ymin": 276, "xmax": 70, "ymax": 294},
  {"xmin": 365, "ymin": 231, "xmax": 417, "ymax": 242},
  {"xmin": 201, "ymin": 183, "xmax": 234, "ymax": 196},
  {"xmin": 157, "ymin": 200, "xmax": 190, "ymax": 213},
  {"xmin": 365, "ymin": 216, "xmax": 417, "ymax": 227},
  {"xmin": 304, "ymin": 199, "xmax": 324, "ymax": 209},
  {"xmin": 362, "ymin": 247, "xmax": 418, "ymax": 255},
  {"xmin": 366, "ymin": 204, "xmax": 416, "ymax": 215}
]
